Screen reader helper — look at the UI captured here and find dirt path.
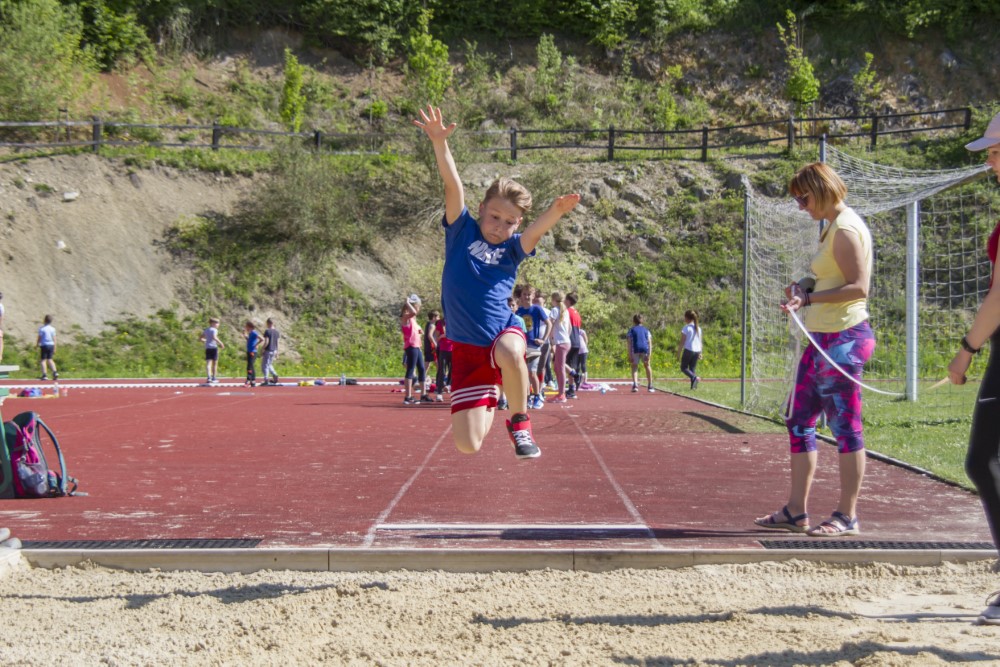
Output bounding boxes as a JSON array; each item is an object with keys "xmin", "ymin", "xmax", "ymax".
[{"xmin": 1, "ymin": 558, "xmax": 998, "ymax": 665}]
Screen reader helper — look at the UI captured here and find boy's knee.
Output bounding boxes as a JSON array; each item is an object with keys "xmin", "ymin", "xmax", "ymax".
[{"xmin": 453, "ymin": 436, "xmax": 483, "ymax": 455}]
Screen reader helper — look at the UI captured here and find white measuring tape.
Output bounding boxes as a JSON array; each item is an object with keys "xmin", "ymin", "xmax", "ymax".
[{"xmin": 786, "ymin": 307, "xmax": 905, "ymax": 398}]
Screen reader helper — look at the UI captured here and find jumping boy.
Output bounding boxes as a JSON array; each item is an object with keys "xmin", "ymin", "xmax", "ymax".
[{"xmin": 414, "ymin": 105, "xmax": 580, "ymax": 459}]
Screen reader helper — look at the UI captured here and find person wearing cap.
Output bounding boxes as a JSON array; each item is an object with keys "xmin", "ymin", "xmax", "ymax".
[
  {"xmin": 947, "ymin": 110, "xmax": 1000, "ymax": 626},
  {"xmin": 400, "ymin": 294, "xmax": 432, "ymax": 404}
]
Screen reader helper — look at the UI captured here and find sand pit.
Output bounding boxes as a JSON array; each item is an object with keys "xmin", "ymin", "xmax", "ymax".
[{"xmin": 1, "ymin": 558, "xmax": 998, "ymax": 665}]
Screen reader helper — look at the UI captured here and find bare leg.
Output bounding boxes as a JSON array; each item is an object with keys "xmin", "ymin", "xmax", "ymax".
[
  {"xmin": 836, "ymin": 449, "xmax": 866, "ymax": 520},
  {"xmin": 494, "ymin": 332, "xmax": 529, "ymax": 414},
  {"xmin": 452, "ymin": 405, "xmax": 495, "ymax": 454}
]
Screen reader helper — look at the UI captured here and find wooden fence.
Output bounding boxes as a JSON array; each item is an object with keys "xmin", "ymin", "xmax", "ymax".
[{"xmin": 0, "ymin": 107, "xmax": 973, "ymax": 162}]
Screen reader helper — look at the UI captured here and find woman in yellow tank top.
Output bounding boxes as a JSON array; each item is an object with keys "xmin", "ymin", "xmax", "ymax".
[{"xmin": 755, "ymin": 162, "xmax": 876, "ymax": 537}]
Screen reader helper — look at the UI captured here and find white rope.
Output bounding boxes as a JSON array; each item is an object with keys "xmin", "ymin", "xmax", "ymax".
[{"xmin": 786, "ymin": 308, "xmax": 905, "ymax": 397}]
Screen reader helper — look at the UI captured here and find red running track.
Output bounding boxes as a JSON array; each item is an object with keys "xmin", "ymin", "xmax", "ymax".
[{"xmin": 0, "ymin": 380, "xmax": 991, "ymax": 550}]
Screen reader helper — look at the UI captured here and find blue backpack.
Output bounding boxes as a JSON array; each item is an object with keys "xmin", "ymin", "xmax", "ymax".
[{"xmin": 0, "ymin": 411, "xmax": 81, "ymax": 498}]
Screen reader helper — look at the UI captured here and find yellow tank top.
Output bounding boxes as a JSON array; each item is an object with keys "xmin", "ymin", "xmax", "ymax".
[{"xmin": 804, "ymin": 207, "xmax": 872, "ymax": 333}]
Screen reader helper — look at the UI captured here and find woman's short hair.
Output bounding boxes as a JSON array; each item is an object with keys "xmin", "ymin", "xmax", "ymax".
[{"xmin": 789, "ymin": 162, "xmax": 848, "ymax": 211}]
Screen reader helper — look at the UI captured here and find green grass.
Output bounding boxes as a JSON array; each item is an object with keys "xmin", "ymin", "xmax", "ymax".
[{"xmin": 665, "ymin": 376, "xmax": 976, "ymax": 490}]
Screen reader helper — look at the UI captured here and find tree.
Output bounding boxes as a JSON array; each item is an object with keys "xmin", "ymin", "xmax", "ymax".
[
  {"xmin": 777, "ymin": 9, "xmax": 819, "ymax": 115},
  {"xmin": 405, "ymin": 10, "xmax": 453, "ymax": 106},
  {"xmin": 0, "ymin": 0, "xmax": 93, "ymax": 120},
  {"xmin": 279, "ymin": 48, "xmax": 305, "ymax": 133}
]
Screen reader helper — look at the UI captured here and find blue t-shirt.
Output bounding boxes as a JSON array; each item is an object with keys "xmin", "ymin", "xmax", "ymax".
[
  {"xmin": 246, "ymin": 330, "xmax": 261, "ymax": 353},
  {"xmin": 441, "ymin": 207, "xmax": 532, "ymax": 346},
  {"xmin": 628, "ymin": 325, "xmax": 651, "ymax": 354},
  {"xmin": 512, "ymin": 313, "xmax": 527, "ymax": 333},
  {"xmin": 516, "ymin": 304, "xmax": 550, "ymax": 349}
]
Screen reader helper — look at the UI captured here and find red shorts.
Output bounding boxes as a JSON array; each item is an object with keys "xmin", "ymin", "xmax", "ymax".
[{"xmin": 449, "ymin": 327, "xmax": 525, "ymax": 414}]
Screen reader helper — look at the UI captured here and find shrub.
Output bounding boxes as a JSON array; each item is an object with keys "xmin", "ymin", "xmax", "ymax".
[
  {"xmin": 404, "ymin": 10, "xmax": 453, "ymax": 106},
  {"xmin": 777, "ymin": 10, "xmax": 819, "ymax": 115},
  {"xmin": 280, "ymin": 48, "xmax": 306, "ymax": 133}
]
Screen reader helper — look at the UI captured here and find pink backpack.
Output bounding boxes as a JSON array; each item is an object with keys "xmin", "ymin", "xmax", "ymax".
[{"xmin": 0, "ymin": 411, "xmax": 81, "ymax": 498}]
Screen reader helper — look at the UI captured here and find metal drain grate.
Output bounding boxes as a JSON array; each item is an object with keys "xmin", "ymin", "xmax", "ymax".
[
  {"xmin": 21, "ymin": 538, "xmax": 262, "ymax": 549},
  {"xmin": 760, "ymin": 539, "xmax": 994, "ymax": 550}
]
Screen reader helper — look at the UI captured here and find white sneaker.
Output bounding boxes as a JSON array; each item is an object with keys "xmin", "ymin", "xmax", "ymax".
[{"xmin": 979, "ymin": 591, "xmax": 1000, "ymax": 625}]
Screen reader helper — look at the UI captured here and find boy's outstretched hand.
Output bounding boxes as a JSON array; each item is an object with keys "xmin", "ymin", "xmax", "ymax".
[
  {"xmin": 549, "ymin": 193, "xmax": 581, "ymax": 215},
  {"xmin": 413, "ymin": 105, "xmax": 456, "ymax": 142}
]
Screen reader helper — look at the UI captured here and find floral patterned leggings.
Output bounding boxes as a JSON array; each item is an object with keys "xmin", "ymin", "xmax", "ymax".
[{"xmin": 785, "ymin": 320, "xmax": 876, "ymax": 454}]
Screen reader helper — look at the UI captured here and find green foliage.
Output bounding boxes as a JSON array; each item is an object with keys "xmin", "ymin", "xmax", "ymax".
[
  {"xmin": 0, "ymin": 0, "xmax": 94, "ymax": 120},
  {"xmin": 777, "ymin": 9, "xmax": 819, "ymax": 115},
  {"xmin": 280, "ymin": 48, "xmax": 306, "ymax": 133},
  {"xmin": 591, "ymin": 0, "xmax": 638, "ymax": 51},
  {"xmin": 78, "ymin": 0, "xmax": 153, "ymax": 70},
  {"xmin": 302, "ymin": 0, "xmax": 422, "ymax": 62},
  {"xmin": 852, "ymin": 52, "xmax": 883, "ymax": 113},
  {"xmin": 404, "ymin": 10, "xmax": 453, "ymax": 106}
]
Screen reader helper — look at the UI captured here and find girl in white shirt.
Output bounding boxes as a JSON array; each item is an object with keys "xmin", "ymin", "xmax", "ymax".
[{"xmin": 678, "ymin": 310, "xmax": 702, "ymax": 389}]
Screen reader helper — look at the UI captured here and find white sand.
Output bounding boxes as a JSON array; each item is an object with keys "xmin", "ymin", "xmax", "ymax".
[{"xmin": 1, "ymin": 558, "xmax": 999, "ymax": 666}]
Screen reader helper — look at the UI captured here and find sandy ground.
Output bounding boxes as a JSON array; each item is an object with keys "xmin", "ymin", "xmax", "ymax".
[{"xmin": 1, "ymin": 558, "xmax": 999, "ymax": 666}]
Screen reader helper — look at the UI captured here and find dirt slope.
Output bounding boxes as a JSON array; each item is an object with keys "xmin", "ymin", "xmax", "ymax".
[{"xmin": 0, "ymin": 155, "xmax": 254, "ymax": 343}]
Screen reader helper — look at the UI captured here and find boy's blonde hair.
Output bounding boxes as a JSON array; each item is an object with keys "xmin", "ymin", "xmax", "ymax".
[
  {"xmin": 789, "ymin": 162, "xmax": 848, "ymax": 211},
  {"xmin": 209, "ymin": 317, "xmax": 220, "ymax": 325},
  {"xmin": 484, "ymin": 177, "xmax": 532, "ymax": 213}
]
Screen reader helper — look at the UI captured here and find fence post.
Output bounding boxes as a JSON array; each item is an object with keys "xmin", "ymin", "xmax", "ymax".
[
  {"xmin": 870, "ymin": 112, "xmax": 879, "ymax": 150},
  {"xmin": 701, "ymin": 126, "xmax": 709, "ymax": 162},
  {"xmin": 787, "ymin": 117, "xmax": 795, "ymax": 153},
  {"xmin": 510, "ymin": 128, "xmax": 517, "ymax": 162},
  {"xmin": 313, "ymin": 130, "xmax": 322, "ymax": 150},
  {"xmin": 211, "ymin": 121, "xmax": 222, "ymax": 151},
  {"xmin": 608, "ymin": 125, "xmax": 615, "ymax": 161},
  {"xmin": 91, "ymin": 116, "xmax": 102, "ymax": 153},
  {"xmin": 964, "ymin": 107, "xmax": 973, "ymax": 131}
]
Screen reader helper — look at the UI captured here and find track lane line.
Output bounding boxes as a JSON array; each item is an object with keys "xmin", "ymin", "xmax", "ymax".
[
  {"xmin": 362, "ymin": 422, "xmax": 453, "ymax": 548},
  {"xmin": 565, "ymin": 410, "xmax": 663, "ymax": 549}
]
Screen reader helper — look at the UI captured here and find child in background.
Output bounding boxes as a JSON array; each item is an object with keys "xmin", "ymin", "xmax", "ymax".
[
  {"xmin": 37, "ymin": 314, "xmax": 58, "ymax": 381},
  {"xmin": 577, "ymin": 328, "xmax": 590, "ymax": 387},
  {"xmin": 497, "ymin": 296, "xmax": 527, "ymax": 411},
  {"xmin": 261, "ymin": 318, "xmax": 280, "ymax": 385},
  {"xmin": 515, "ymin": 284, "xmax": 549, "ymax": 410},
  {"xmin": 423, "ymin": 309, "xmax": 440, "ymax": 391},
  {"xmin": 243, "ymin": 320, "xmax": 261, "ymax": 387},
  {"xmin": 627, "ymin": 313, "xmax": 654, "ymax": 393},
  {"xmin": 414, "ymin": 104, "xmax": 579, "ymax": 458},
  {"xmin": 401, "ymin": 295, "xmax": 431, "ymax": 404},
  {"xmin": 548, "ymin": 291, "xmax": 572, "ymax": 403},
  {"xmin": 199, "ymin": 317, "xmax": 225, "ymax": 384},
  {"xmin": 678, "ymin": 309, "xmax": 703, "ymax": 389},
  {"xmin": 433, "ymin": 316, "xmax": 453, "ymax": 402}
]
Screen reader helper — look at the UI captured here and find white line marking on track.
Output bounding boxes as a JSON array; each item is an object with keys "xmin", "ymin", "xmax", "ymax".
[
  {"xmin": 362, "ymin": 423, "xmax": 452, "ymax": 548},
  {"xmin": 565, "ymin": 411, "xmax": 663, "ymax": 549},
  {"xmin": 377, "ymin": 523, "xmax": 650, "ymax": 531}
]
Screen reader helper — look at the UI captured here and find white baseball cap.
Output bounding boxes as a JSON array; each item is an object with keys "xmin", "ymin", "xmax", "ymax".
[
  {"xmin": 407, "ymin": 293, "xmax": 421, "ymax": 304},
  {"xmin": 965, "ymin": 111, "xmax": 1000, "ymax": 151}
]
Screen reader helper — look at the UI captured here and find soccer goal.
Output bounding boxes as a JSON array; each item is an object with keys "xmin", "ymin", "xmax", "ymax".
[{"xmin": 741, "ymin": 143, "xmax": 997, "ymax": 428}]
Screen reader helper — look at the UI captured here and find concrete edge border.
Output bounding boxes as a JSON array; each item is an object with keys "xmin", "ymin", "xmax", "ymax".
[{"xmin": 18, "ymin": 548, "xmax": 997, "ymax": 574}]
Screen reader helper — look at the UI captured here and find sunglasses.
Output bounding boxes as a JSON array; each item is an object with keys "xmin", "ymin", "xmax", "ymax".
[{"xmin": 793, "ymin": 193, "xmax": 810, "ymax": 206}]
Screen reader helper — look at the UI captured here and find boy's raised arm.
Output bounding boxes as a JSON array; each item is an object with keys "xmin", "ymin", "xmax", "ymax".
[
  {"xmin": 413, "ymin": 105, "xmax": 464, "ymax": 225},
  {"xmin": 520, "ymin": 193, "xmax": 581, "ymax": 254}
]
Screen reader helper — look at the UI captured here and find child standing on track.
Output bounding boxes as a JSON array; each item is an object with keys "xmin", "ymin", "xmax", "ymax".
[
  {"xmin": 678, "ymin": 309, "xmax": 703, "ymax": 389},
  {"xmin": 261, "ymin": 318, "xmax": 280, "ymax": 385},
  {"xmin": 199, "ymin": 317, "xmax": 224, "ymax": 383},
  {"xmin": 37, "ymin": 314, "xmax": 58, "ymax": 381},
  {"xmin": 414, "ymin": 104, "xmax": 579, "ymax": 459},
  {"xmin": 401, "ymin": 295, "xmax": 431, "ymax": 404},
  {"xmin": 243, "ymin": 320, "xmax": 261, "ymax": 387},
  {"xmin": 433, "ymin": 316, "xmax": 453, "ymax": 402},
  {"xmin": 627, "ymin": 313, "xmax": 654, "ymax": 393}
]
